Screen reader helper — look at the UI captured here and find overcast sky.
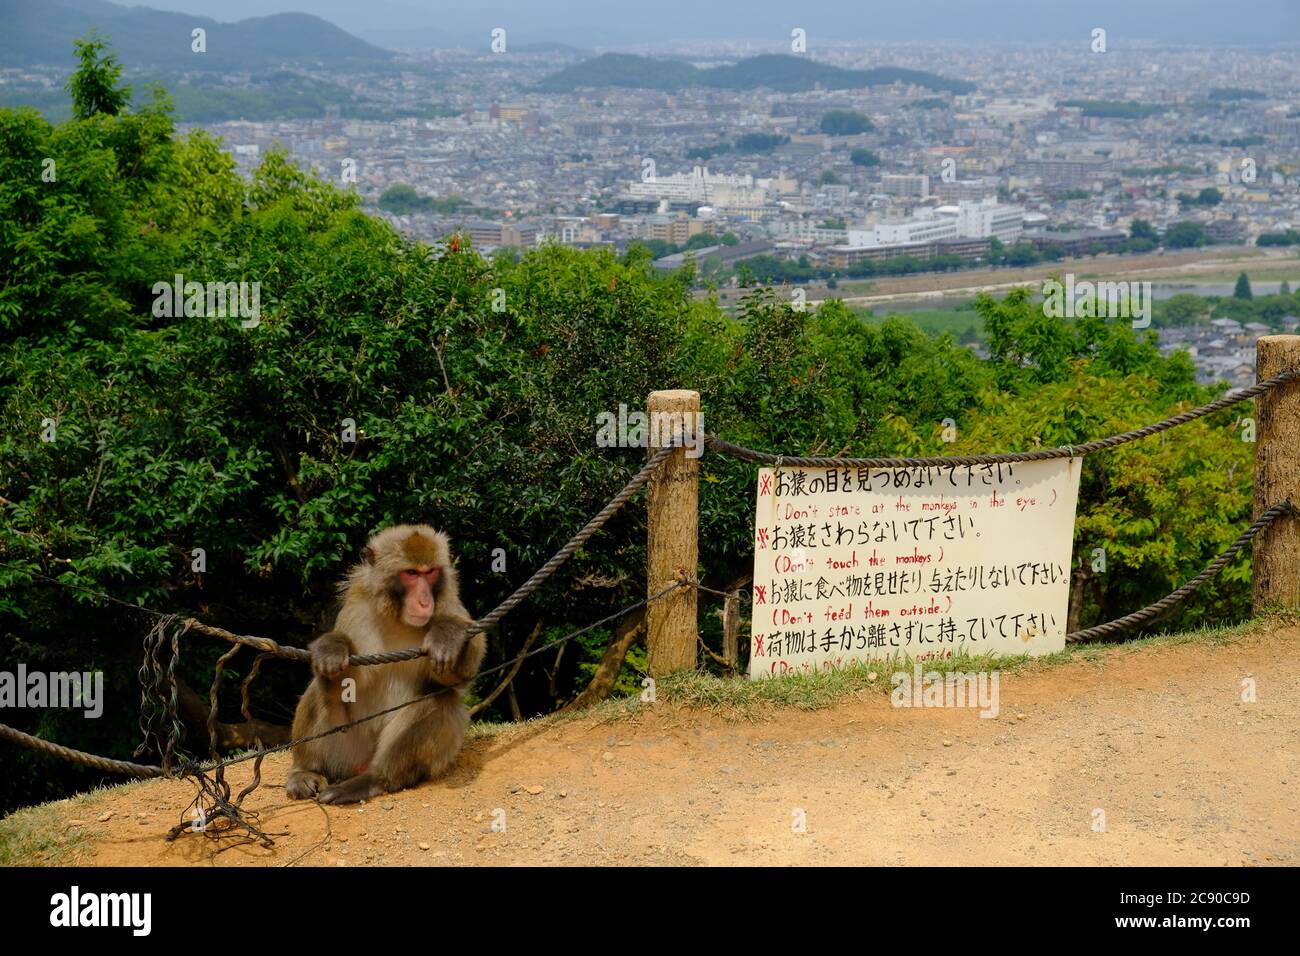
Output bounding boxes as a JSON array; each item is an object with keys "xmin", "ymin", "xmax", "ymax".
[{"xmin": 120, "ymin": 0, "xmax": 1300, "ymax": 47}]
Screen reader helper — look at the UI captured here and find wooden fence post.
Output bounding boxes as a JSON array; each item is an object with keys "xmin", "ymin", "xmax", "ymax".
[
  {"xmin": 646, "ymin": 389, "xmax": 700, "ymax": 675},
  {"xmin": 1253, "ymin": 335, "xmax": 1300, "ymax": 613}
]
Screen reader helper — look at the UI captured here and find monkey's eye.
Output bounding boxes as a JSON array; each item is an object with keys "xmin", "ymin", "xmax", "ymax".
[{"xmin": 401, "ymin": 569, "xmax": 439, "ymax": 583}]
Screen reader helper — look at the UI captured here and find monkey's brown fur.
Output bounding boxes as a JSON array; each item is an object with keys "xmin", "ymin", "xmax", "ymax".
[{"xmin": 285, "ymin": 524, "xmax": 486, "ymax": 804}]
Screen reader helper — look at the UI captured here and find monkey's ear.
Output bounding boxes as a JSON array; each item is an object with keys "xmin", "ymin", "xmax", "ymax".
[{"xmin": 361, "ymin": 546, "xmax": 376, "ymax": 565}]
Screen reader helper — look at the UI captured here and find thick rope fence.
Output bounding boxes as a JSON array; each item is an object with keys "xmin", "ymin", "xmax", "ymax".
[{"xmin": 1, "ymin": 367, "xmax": 1298, "ymax": 846}]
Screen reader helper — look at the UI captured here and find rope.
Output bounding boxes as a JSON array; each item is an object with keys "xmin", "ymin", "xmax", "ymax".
[
  {"xmin": 1065, "ymin": 502, "xmax": 1295, "ymax": 643},
  {"xmin": 705, "ymin": 370, "xmax": 1298, "ymax": 468},
  {"xmin": 0, "ymin": 722, "xmax": 165, "ymax": 778},
  {"xmin": 468, "ymin": 445, "xmax": 675, "ymax": 635}
]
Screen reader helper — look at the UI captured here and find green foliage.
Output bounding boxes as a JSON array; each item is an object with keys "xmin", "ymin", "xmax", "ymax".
[
  {"xmin": 1257, "ymin": 230, "xmax": 1300, "ymax": 247},
  {"xmin": 1130, "ymin": 219, "xmax": 1157, "ymax": 241},
  {"xmin": 1178, "ymin": 187, "xmax": 1223, "ymax": 208},
  {"xmin": 67, "ymin": 35, "xmax": 131, "ymax": 120},
  {"xmin": 733, "ymin": 133, "xmax": 788, "ymax": 153},
  {"xmin": 1060, "ymin": 100, "xmax": 1161, "ymax": 119},
  {"xmin": 1164, "ymin": 222, "xmax": 1209, "ymax": 249},
  {"xmin": 820, "ymin": 110, "xmax": 874, "ymax": 135},
  {"xmin": 850, "ymin": 148, "xmax": 881, "ymax": 167},
  {"xmin": 1234, "ymin": 272, "xmax": 1253, "ymax": 300},
  {"xmin": 375, "ymin": 185, "xmax": 467, "ymax": 217}
]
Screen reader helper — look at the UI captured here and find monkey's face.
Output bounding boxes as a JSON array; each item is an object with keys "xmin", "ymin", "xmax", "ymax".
[
  {"xmin": 358, "ymin": 525, "xmax": 454, "ymax": 630},
  {"xmin": 395, "ymin": 566, "xmax": 441, "ymax": 628}
]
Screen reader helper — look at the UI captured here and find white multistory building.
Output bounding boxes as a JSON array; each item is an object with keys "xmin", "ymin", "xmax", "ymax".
[
  {"xmin": 628, "ymin": 165, "xmax": 773, "ymax": 212},
  {"xmin": 841, "ymin": 198, "xmax": 1024, "ymax": 249}
]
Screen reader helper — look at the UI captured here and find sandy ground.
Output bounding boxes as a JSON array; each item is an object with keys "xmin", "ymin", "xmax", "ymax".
[{"xmin": 12, "ymin": 624, "xmax": 1300, "ymax": 866}]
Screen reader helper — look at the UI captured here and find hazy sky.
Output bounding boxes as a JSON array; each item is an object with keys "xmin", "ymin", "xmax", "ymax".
[{"xmin": 116, "ymin": 0, "xmax": 1300, "ymax": 47}]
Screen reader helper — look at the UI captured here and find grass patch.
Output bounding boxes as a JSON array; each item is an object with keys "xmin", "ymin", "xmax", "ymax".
[{"xmin": 0, "ymin": 790, "xmax": 107, "ymax": 865}]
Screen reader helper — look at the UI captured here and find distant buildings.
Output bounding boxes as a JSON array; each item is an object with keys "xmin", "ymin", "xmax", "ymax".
[{"xmin": 832, "ymin": 198, "xmax": 1024, "ymax": 259}]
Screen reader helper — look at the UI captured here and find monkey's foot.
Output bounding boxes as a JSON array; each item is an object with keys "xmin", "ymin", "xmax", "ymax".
[
  {"xmin": 318, "ymin": 773, "xmax": 382, "ymax": 805},
  {"xmin": 285, "ymin": 770, "xmax": 328, "ymax": 800}
]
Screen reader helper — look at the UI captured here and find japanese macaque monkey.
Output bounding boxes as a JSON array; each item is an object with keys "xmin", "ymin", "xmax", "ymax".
[{"xmin": 286, "ymin": 524, "xmax": 485, "ymax": 804}]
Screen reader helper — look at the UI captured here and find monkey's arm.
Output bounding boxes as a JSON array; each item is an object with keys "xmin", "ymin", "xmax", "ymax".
[
  {"xmin": 456, "ymin": 631, "xmax": 487, "ymax": 682},
  {"xmin": 309, "ymin": 630, "xmax": 353, "ymax": 679},
  {"xmin": 422, "ymin": 613, "xmax": 475, "ymax": 682}
]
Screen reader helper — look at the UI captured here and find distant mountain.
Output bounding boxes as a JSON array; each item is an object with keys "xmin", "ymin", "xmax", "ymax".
[
  {"xmin": 536, "ymin": 53, "xmax": 974, "ymax": 95},
  {"xmin": 536, "ymin": 53, "xmax": 698, "ymax": 92},
  {"xmin": 0, "ymin": 0, "xmax": 393, "ymax": 70}
]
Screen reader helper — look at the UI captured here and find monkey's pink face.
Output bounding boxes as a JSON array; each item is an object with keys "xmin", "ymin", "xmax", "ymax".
[{"xmin": 398, "ymin": 567, "xmax": 440, "ymax": 628}]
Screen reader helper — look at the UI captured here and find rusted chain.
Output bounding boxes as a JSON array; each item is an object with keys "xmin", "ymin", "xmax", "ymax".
[
  {"xmin": 705, "ymin": 370, "xmax": 1299, "ymax": 468},
  {"xmin": 1066, "ymin": 502, "xmax": 1295, "ymax": 643}
]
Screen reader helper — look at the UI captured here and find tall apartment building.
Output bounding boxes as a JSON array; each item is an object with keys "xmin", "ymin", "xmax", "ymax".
[{"xmin": 953, "ymin": 198, "xmax": 1025, "ymax": 243}]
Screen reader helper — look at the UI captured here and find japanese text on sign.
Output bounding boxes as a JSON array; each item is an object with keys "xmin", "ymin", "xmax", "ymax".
[{"xmin": 749, "ymin": 459, "xmax": 1082, "ymax": 678}]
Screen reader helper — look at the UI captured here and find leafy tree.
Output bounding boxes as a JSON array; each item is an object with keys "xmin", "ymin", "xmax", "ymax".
[
  {"xmin": 1159, "ymin": 293, "xmax": 1210, "ymax": 327},
  {"xmin": 1130, "ymin": 219, "xmax": 1157, "ymax": 242},
  {"xmin": 1164, "ymin": 222, "xmax": 1208, "ymax": 249},
  {"xmin": 733, "ymin": 133, "xmax": 787, "ymax": 153},
  {"xmin": 850, "ymin": 148, "xmax": 880, "ymax": 167},
  {"xmin": 1234, "ymin": 272, "xmax": 1253, "ymax": 300},
  {"xmin": 67, "ymin": 34, "xmax": 130, "ymax": 119},
  {"xmin": 820, "ymin": 110, "xmax": 874, "ymax": 135},
  {"xmin": 377, "ymin": 183, "xmax": 430, "ymax": 214},
  {"xmin": 1257, "ymin": 230, "xmax": 1300, "ymax": 247}
]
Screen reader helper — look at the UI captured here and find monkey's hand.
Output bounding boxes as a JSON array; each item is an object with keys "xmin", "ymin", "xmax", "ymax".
[
  {"xmin": 309, "ymin": 631, "xmax": 353, "ymax": 680},
  {"xmin": 423, "ymin": 619, "xmax": 470, "ymax": 680}
]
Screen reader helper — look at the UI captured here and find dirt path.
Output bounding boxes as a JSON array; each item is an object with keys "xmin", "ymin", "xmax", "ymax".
[{"xmin": 19, "ymin": 624, "xmax": 1300, "ymax": 866}]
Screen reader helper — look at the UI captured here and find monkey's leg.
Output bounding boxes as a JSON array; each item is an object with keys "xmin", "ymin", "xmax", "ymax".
[
  {"xmin": 286, "ymin": 679, "xmax": 371, "ymax": 800},
  {"xmin": 319, "ymin": 692, "xmax": 468, "ymax": 804}
]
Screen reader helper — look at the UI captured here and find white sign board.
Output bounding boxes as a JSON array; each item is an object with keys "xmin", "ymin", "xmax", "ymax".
[{"xmin": 749, "ymin": 458, "xmax": 1082, "ymax": 678}]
